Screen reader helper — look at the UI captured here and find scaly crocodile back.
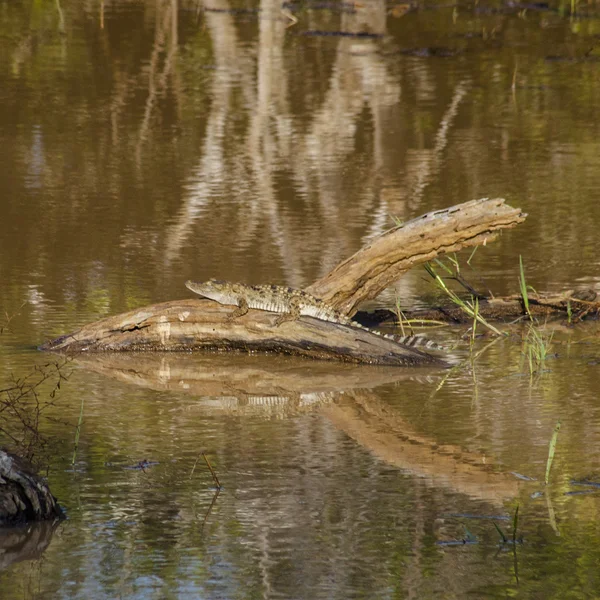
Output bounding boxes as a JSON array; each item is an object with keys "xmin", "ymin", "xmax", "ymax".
[{"xmin": 185, "ymin": 279, "xmax": 446, "ymax": 351}]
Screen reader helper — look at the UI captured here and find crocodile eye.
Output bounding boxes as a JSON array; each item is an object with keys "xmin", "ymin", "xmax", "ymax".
[{"xmin": 270, "ymin": 284, "xmax": 278, "ymax": 291}]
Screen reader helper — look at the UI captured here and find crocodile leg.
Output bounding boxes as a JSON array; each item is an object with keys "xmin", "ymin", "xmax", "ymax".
[
  {"xmin": 274, "ymin": 297, "xmax": 301, "ymax": 326},
  {"xmin": 227, "ymin": 298, "xmax": 249, "ymax": 321}
]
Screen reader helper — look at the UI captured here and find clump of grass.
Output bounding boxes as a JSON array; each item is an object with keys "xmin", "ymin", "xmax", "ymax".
[
  {"xmin": 424, "ymin": 261, "xmax": 504, "ymax": 336},
  {"xmin": 394, "ymin": 295, "xmax": 449, "ymax": 337},
  {"xmin": 518, "ymin": 257, "xmax": 556, "ymax": 377},
  {"xmin": 523, "ymin": 321, "xmax": 554, "ymax": 376}
]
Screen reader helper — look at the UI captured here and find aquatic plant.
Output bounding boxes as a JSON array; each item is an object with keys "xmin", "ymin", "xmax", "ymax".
[
  {"xmin": 523, "ymin": 321, "xmax": 554, "ymax": 376},
  {"xmin": 545, "ymin": 421, "xmax": 561, "ymax": 485},
  {"xmin": 71, "ymin": 395, "xmax": 85, "ymax": 465},
  {"xmin": 0, "ymin": 359, "xmax": 71, "ymax": 464},
  {"xmin": 424, "ymin": 260, "xmax": 504, "ymax": 336},
  {"xmin": 394, "ymin": 297, "xmax": 413, "ymax": 338},
  {"xmin": 518, "ymin": 255, "xmax": 533, "ymax": 320}
]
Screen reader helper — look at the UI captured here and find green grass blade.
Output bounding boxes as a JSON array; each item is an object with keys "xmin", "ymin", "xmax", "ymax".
[
  {"xmin": 493, "ymin": 521, "xmax": 507, "ymax": 543},
  {"xmin": 71, "ymin": 396, "xmax": 85, "ymax": 465},
  {"xmin": 545, "ymin": 421, "xmax": 561, "ymax": 485},
  {"xmin": 434, "ymin": 258, "xmax": 455, "ymax": 275},
  {"xmin": 471, "ymin": 295, "xmax": 479, "ymax": 344},
  {"xmin": 425, "ymin": 262, "xmax": 504, "ymax": 336},
  {"xmin": 467, "ymin": 245, "xmax": 478, "ymax": 265},
  {"xmin": 519, "ymin": 255, "xmax": 531, "ymax": 320}
]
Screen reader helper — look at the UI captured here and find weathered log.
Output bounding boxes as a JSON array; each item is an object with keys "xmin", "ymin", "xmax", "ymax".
[
  {"xmin": 306, "ymin": 197, "xmax": 526, "ymax": 315},
  {"xmin": 357, "ymin": 289, "xmax": 600, "ymax": 325},
  {"xmin": 40, "ymin": 299, "xmax": 444, "ymax": 366},
  {"xmin": 41, "ymin": 197, "xmax": 526, "ymax": 362},
  {"xmin": 0, "ymin": 451, "xmax": 64, "ymax": 525}
]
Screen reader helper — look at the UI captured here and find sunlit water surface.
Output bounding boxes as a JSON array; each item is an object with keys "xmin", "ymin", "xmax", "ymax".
[{"xmin": 1, "ymin": 0, "xmax": 600, "ymax": 598}]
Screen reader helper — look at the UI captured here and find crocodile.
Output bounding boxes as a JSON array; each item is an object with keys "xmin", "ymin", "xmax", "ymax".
[{"xmin": 185, "ymin": 279, "xmax": 445, "ymax": 352}]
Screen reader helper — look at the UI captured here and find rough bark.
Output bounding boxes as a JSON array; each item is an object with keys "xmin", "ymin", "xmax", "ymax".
[
  {"xmin": 41, "ymin": 197, "xmax": 526, "ymax": 363},
  {"xmin": 0, "ymin": 451, "xmax": 64, "ymax": 525},
  {"xmin": 306, "ymin": 197, "xmax": 526, "ymax": 316}
]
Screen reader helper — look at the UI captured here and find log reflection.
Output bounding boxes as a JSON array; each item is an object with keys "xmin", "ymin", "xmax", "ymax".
[{"xmin": 72, "ymin": 352, "xmax": 518, "ymax": 506}]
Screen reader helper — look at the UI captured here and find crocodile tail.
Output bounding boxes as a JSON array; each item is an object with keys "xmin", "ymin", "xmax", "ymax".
[{"xmin": 392, "ymin": 334, "xmax": 446, "ymax": 351}]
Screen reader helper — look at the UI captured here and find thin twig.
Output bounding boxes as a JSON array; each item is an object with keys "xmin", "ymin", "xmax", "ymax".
[
  {"xmin": 190, "ymin": 455, "xmax": 200, "ymax": 479},
  {"xmin": 200, "ymin": 488, "xmax": 221, "ymax": 531},
  {"xmin": 202, "ymin": 452, "xmax": 222, "ymax": 489}
]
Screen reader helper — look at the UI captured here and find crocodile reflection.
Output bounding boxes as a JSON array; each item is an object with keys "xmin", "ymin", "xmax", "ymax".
[{"xmin": 71, "ymin": 353, "xmax": 518, "ymax": 507}]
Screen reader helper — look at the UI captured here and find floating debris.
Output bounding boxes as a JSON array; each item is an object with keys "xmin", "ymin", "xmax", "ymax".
[
  {"xmin": 105, "ymin": 459, "xmax": 159, "ymax": 471},
  {"xmin": 444, "ymin": 513, "xmax": 510, "ymax": 521},
  {"xmin": 399, "ymin": 47, "xmax": 460, "ymax": 58},
  {"xmin": 282, "ymin": 1, "xmax": 357, "ymax": 13},
  {"xmin": 436, "ymin": 539, "xmax": 479, "ymax": 546},
  {"xmin": 300, "ymin": 30, "xmax": 384, "ymax": 38},
  {"xmin": 510, "ymin": 471, "xmax": 537, "ymax": 481},
  {"xmin": 570, "ymin": 479, "xmax": 600, "ymax": 489}
]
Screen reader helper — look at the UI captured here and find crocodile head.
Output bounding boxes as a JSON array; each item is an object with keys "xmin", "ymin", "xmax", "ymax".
[{"xmin": 185, "ymin": 279, "xmax": 242, "ymax": 305}]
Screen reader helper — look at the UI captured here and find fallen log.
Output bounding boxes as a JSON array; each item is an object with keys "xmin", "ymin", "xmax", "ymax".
[
  {"xmin": 40, "ymin": 299, "xmax": 444, "ymax": 366},
  {"xmin": 41, "ymin": 197, "xmax": 526, "ymax": 363},
  {"xmin": 357, "ymin": 289, "xmax": 600, "ymax": 326},
  {"xmin": 0, "ymin": 451, "xmax": 64, "ymax": 525}
]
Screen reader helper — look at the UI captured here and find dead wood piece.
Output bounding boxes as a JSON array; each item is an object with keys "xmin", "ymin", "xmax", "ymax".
[
  {"xmin": 363, "ymin": 289, "xmax": 600, "ymax": 325},
  {"xmin": 305, "ymin": 197, "xmax": 526, "ymax": 316},
  {"xmin": 40, "ymin": 299, "xmax": 445, "ymax": 367},
  {"xmin": 0, "ymin": 451, "xmax": 64, "ymax": 525}
]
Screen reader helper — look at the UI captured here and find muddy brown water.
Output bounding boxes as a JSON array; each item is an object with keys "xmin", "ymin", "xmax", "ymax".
[{"xmin": 1, "ymin": 1, "xmax": 600, "ymax": 598}]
